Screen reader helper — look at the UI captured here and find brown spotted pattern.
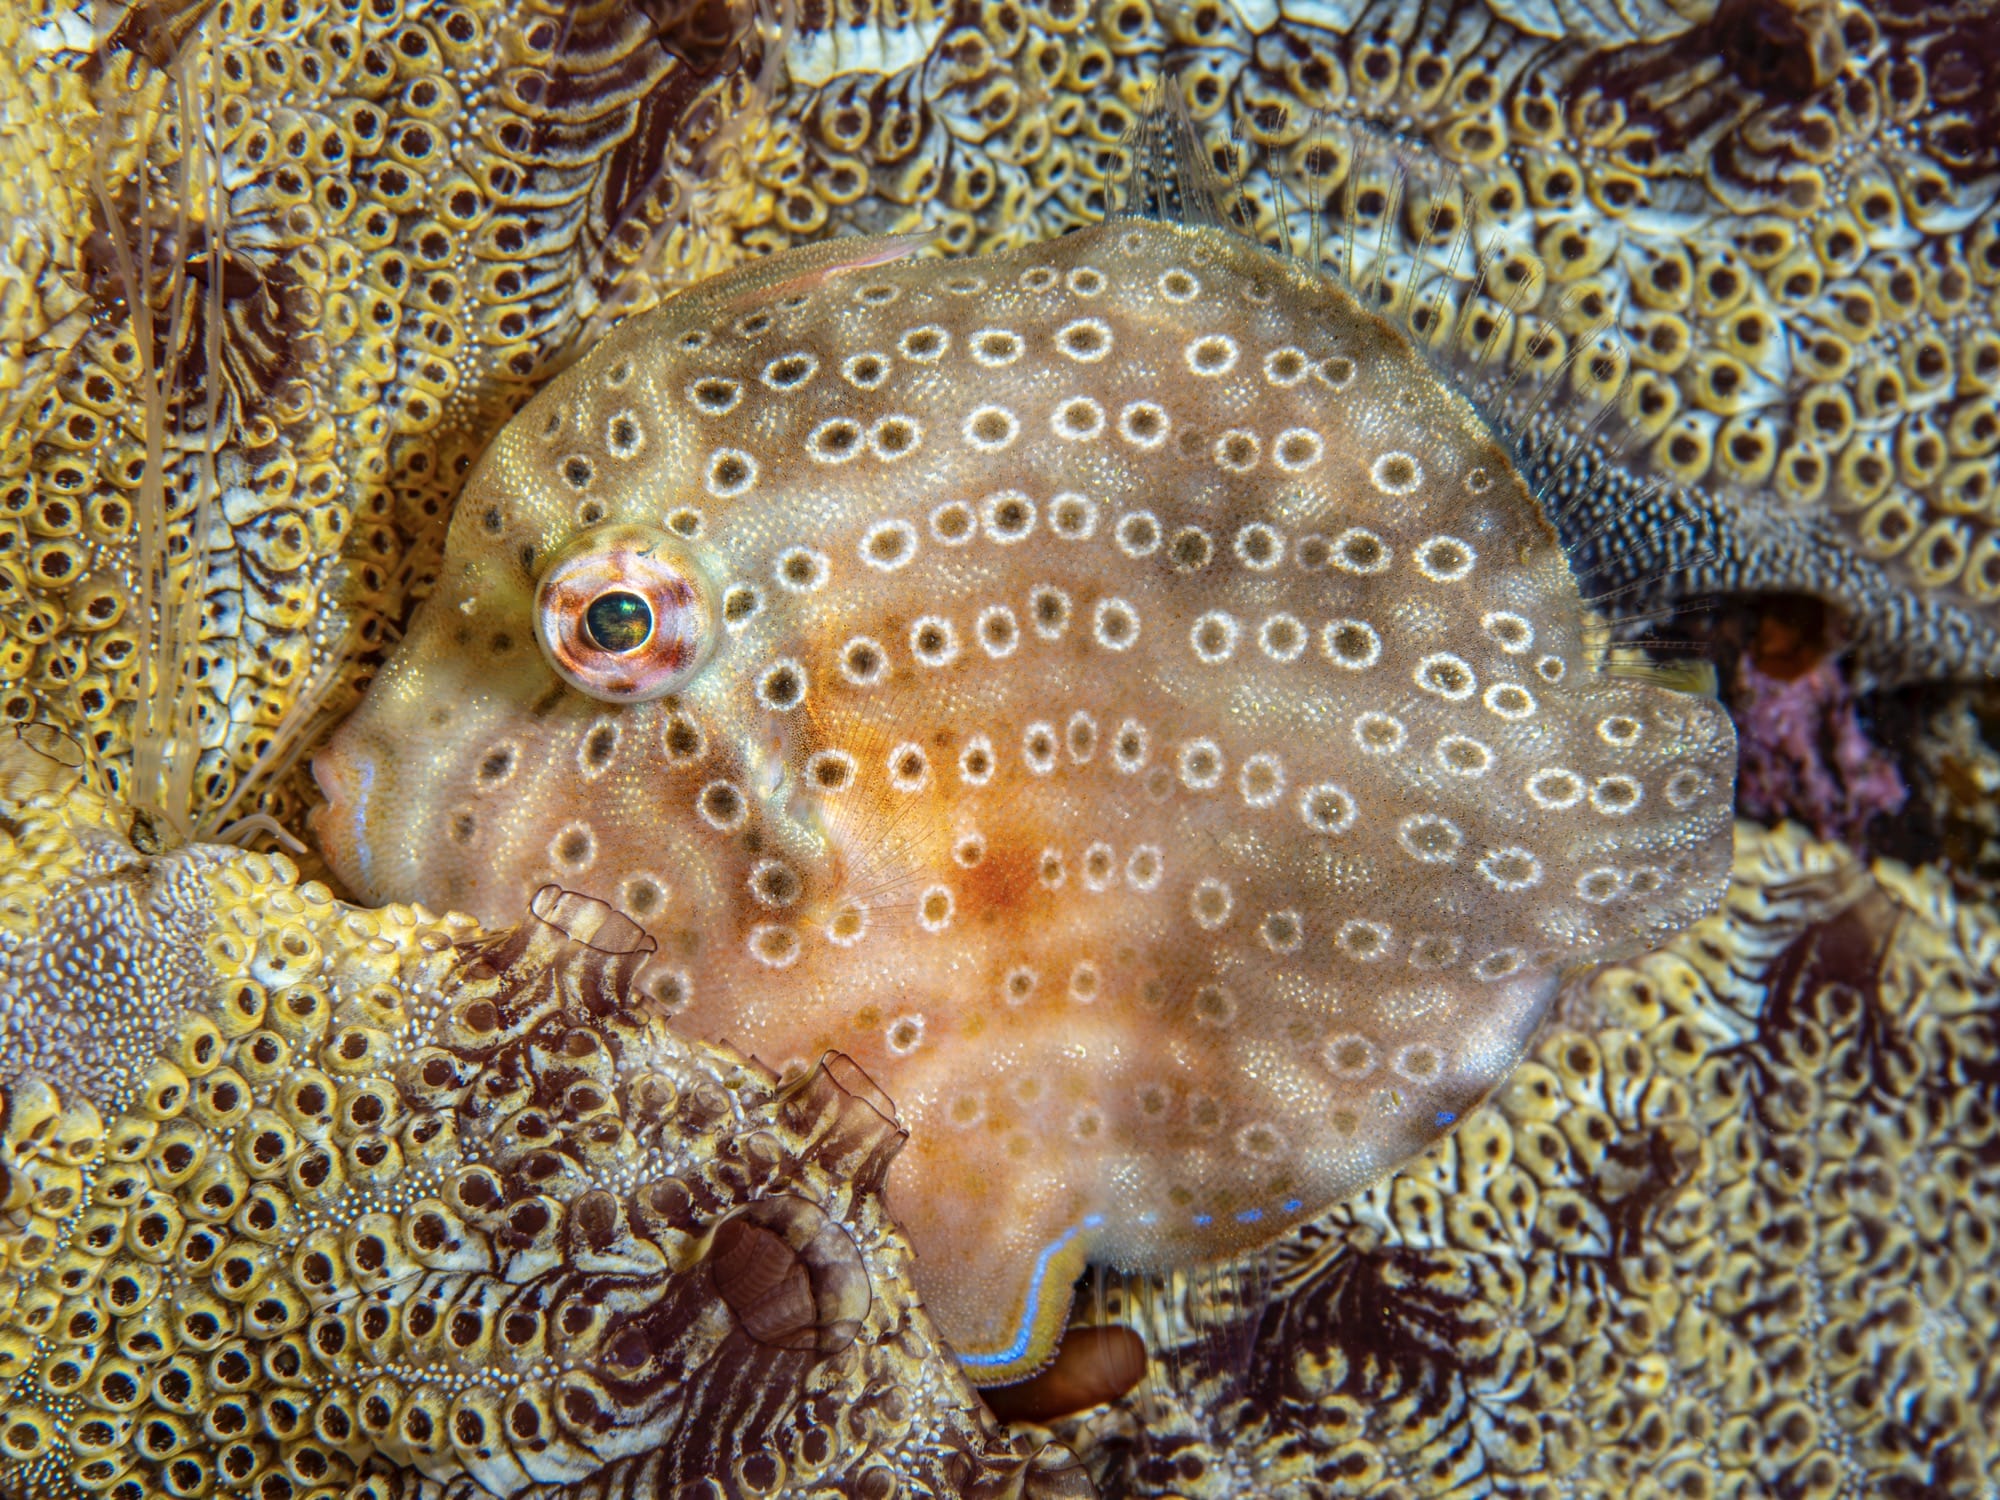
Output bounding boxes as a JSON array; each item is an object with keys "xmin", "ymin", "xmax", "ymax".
[{"xmin": 311, "ymin": 216, "xmax": 1735, "ymax": 1379}]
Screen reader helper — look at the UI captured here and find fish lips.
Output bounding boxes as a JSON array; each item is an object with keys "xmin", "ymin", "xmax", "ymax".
[{"xmin": 307, "ymin": 735, "xmax": 384, "ymax": 904}]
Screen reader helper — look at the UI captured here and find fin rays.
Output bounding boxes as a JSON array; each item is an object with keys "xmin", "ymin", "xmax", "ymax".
[
  {"xmin": 1107, "ymin": 82, "xmax": 1231, "ymax": 230},
  {"xmin": 1111, "ymin": 78, "xmax": 1717, "ymax": 664}
]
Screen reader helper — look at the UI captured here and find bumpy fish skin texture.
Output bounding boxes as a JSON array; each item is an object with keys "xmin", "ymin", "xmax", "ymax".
[{"xmin": 313, "ymin": 217, "xmax": 1736, "ymax": 1380}]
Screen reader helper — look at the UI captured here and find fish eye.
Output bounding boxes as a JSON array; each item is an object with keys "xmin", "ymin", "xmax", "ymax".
[
  {"xmin": 584, "ymin": 591, "xmax": 653, "ymax": 653},
  {"xmin": 534, "ymin": 524, "xmax": 716, "ymax": 702}
]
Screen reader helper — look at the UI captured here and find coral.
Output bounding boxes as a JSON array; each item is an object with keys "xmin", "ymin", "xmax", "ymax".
[
  {"xmin": 0, "ymin": 9, "xmax": 97, "ymax": 436},
  {"xmin": 0, "ymin": 729, "xmax": 1089, "ymax": 1500},
  {"xmin": 1733, "ymin": 652, "xmax": 1906, "ymax": 841},
  {"xmin": 0, "ymin": 0, "xmax": 800, "ymax": 843},
  {"xmin": 305, "ymin": 205, "xmax": 1738, "ymax": 1378},
  {"xmin": 1051, "ymin": 820, "xmax": 2000, "ymax": 1499},
  {"xmin": 769, "ymin": 0, "xmax": 2000, "ymax": 686},
  {"xmin": 1899, "ymin": 685, "xmax": 2000, "ymax": 896}
]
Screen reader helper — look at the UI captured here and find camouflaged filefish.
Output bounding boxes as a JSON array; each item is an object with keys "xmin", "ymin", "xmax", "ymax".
[{"xmin": 313, "ymin": 102, "xmax": 1736, "ymax": 1384}]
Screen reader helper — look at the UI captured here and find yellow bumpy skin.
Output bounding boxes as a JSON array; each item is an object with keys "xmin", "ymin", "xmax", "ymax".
[{"xmin": 313, "ymin": 215, "xmax": 1736, "ymax": 1381}]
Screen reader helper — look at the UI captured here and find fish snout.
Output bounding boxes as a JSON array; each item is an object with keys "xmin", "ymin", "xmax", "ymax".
[{"xmin": 307, "ymin": 736, "xmax": 382, "ymax": 903}]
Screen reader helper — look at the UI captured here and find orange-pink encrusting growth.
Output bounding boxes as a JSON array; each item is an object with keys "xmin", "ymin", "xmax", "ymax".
[{"xmin": 311, "ymin": 206, "xmax": 1736, "ymax": 1381}]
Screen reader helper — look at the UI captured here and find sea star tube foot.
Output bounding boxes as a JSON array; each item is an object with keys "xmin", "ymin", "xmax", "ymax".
[{"xmin": 312, "ymin": 100, "xmax": 1738, "ymax": 1383}]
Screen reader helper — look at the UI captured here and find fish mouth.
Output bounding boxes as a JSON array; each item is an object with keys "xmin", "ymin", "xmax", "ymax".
[{"xmin": 307, "ymin": 741, "xmax": 379, "ymax": 902}]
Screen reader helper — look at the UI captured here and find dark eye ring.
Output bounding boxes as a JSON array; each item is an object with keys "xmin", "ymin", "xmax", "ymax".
[{"xmin": 534, "ymin": 525, "xmax": 716, "ymax": 702}]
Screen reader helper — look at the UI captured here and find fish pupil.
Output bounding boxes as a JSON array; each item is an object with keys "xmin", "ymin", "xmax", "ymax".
[{"xmin": 584, "ymin": 591, "xmax": 653, "ymax": 653}]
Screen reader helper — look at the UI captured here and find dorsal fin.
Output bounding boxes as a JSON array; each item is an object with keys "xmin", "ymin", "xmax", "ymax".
[
  {"xmin": 1102, "ymin": 87, "xmax": 1721, "ymax": 678},
  {"xmin": 1108, "ymin": 80, "xmax": 1231, "ymax": 231},
  {"xmin": 1176, "ymin": 102, "xmax": 1720, "ymax": 672}
]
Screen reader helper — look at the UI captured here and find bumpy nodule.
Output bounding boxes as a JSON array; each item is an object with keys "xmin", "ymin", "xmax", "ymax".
[{"xmin": 313, "ymin": 219, "xmax": 1736, "ymax": 1381}]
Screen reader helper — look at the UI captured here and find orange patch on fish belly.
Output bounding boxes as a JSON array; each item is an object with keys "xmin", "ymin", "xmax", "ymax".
[{"xmin": 311, "ymin": 100, "xmax": 1737, "ymax": 1384}]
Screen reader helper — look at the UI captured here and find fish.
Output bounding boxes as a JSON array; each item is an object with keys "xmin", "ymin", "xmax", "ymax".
[{"xmin": 311, "ymin": 101, "xmax": 1737, "ymax": 1384}]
